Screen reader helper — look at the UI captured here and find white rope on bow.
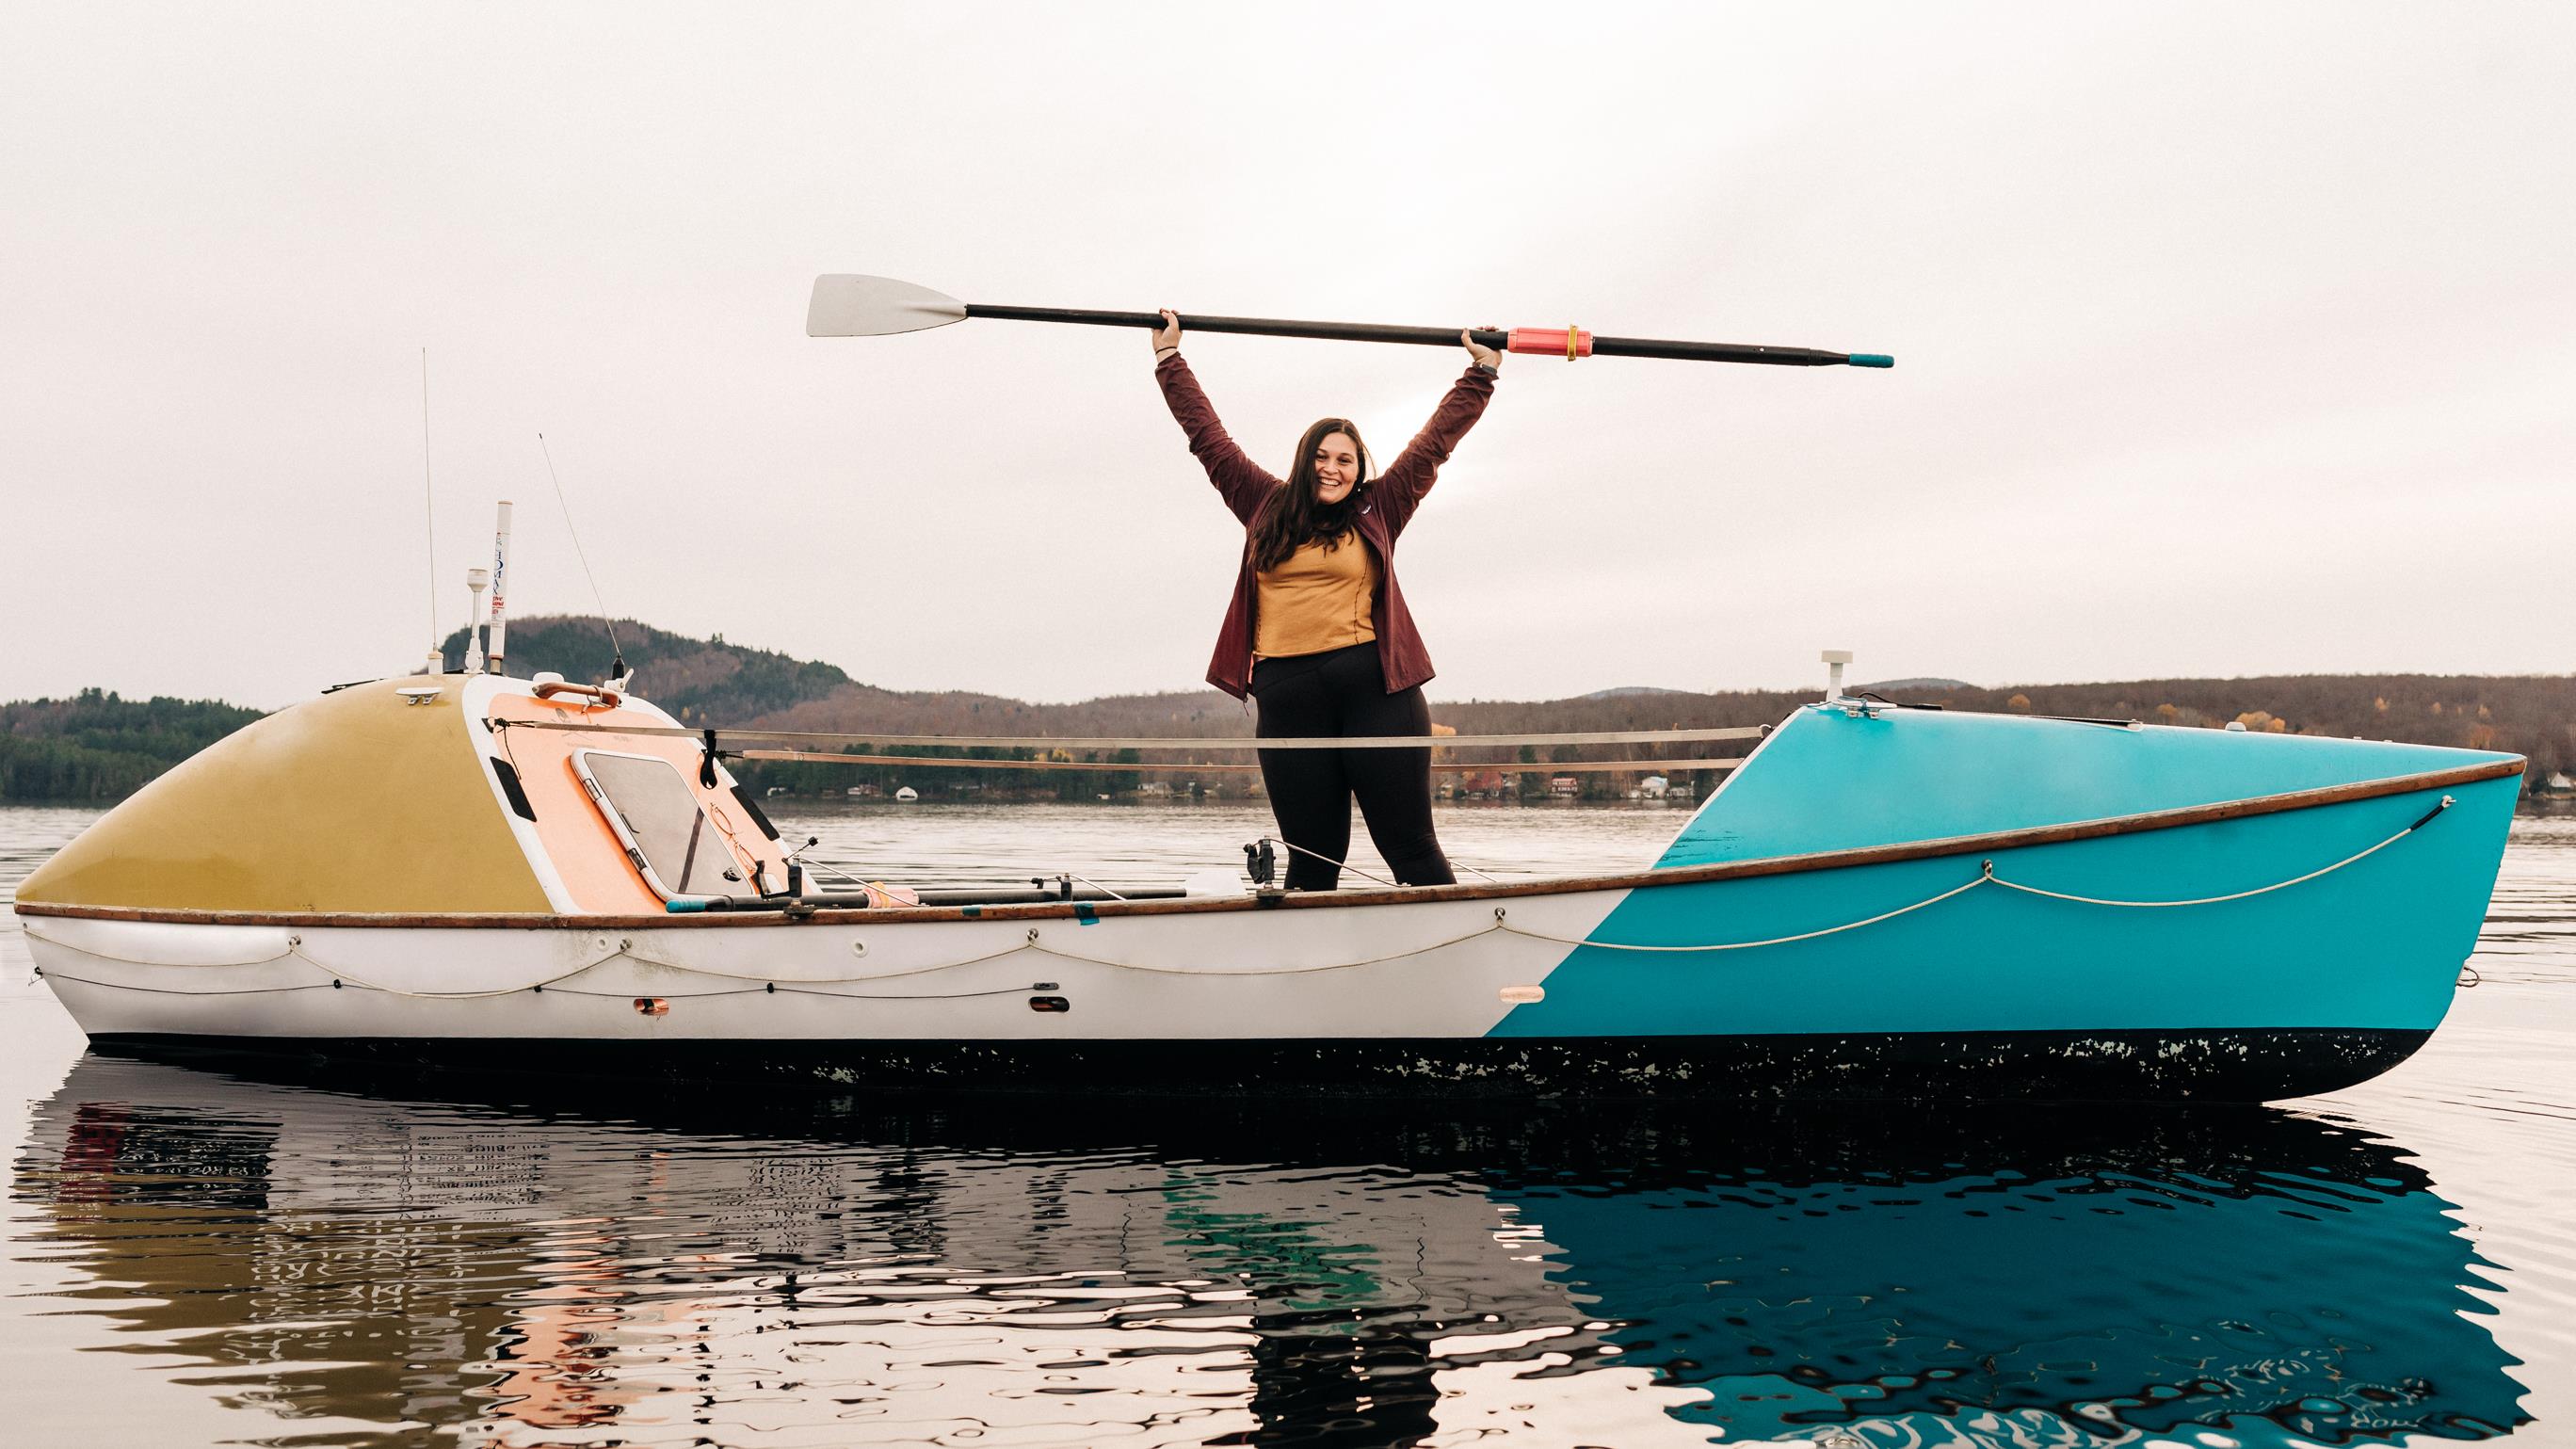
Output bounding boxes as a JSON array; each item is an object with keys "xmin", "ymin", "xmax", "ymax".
[
  {"xmin": 1489, "ymin": 875, "xmax": 1992, "ymax": 953},
  {"xmin": 1974, "ymin": 797, "xmax": 2450, "ymax": 909}
]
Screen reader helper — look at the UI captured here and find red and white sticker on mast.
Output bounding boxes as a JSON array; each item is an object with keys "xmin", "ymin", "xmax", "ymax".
[{"xmin": 485, "ymin": 500, "xmax": 513, "ymax": 675}]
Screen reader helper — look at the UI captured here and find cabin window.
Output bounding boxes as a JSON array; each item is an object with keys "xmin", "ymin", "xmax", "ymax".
[{"xmin": 572, "ymin": 749, "xmax": 742, "ymax": 899}]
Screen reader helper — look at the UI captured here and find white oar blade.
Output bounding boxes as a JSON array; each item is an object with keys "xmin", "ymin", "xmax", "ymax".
[{"xmin": 806, "ymin": 275, "xmax": 971, "ymax": 337}]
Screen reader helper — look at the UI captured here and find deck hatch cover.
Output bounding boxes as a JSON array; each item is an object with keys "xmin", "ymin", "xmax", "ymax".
[{"xmin": 572, "ymin": 749, "xmax": 742, "ymax": 900}]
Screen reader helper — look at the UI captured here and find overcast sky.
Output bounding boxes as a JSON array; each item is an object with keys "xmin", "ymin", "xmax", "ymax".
[{"xmin": 3, "ymin": 3, "xmax": 2568, "ymax": 709}]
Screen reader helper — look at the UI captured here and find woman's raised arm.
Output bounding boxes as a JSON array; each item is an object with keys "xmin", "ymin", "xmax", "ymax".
[
  {"xmin": 1153, "ymin": 310, "xmax": 1277, "ymax": 524},
  {"xmin": 1373, "ymin": 330, "xmax": 1500, "ymax": 535}
]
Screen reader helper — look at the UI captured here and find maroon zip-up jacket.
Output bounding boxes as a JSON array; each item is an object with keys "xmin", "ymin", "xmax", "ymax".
[{"xmin": 1156, "ymin": 353, "xmax": 1495, "ymax": 700}]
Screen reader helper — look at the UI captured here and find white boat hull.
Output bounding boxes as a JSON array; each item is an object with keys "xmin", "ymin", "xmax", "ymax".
[{"xmin": 25, "ymin": 888, "xmax": 1618, "ymax": 1042}]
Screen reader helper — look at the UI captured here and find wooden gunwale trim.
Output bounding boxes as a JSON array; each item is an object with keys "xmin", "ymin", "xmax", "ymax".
[{"xmin": 13, "ymin": 758, "xmax": 2521, "ymax": 931}]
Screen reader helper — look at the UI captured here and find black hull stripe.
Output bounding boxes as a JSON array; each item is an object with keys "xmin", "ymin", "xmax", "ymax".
[{"xmin": 87, "ymin": 1028, "xmax": 2431, "ymax": 1104}]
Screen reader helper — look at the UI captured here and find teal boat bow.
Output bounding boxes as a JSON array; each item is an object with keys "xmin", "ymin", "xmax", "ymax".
[{"xmin": 1489, "ymin": 702, "xmax": 2520, "ymax": 1099}]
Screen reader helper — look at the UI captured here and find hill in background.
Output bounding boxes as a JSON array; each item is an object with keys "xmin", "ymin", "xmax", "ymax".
[
  {"xmin": 5, "ymin": 613, "xmax": 2569, "ymax": 800},
  {"xmin": 437, "ymin": 616, "xmax": 852, "ymax": 724},
  {"xmin": 485, "ymin": 616, "xmax": 2572, "ymax": 797}
]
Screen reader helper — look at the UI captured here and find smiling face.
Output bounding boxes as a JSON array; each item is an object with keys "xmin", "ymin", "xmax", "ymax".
[
  {"xmin": 1311, "ymin": 431, "xmax": 1360, "ymax": 505},
  {"xmin": 1253, "ymin": 419, "xmax": 1376, "ymax": 571}
]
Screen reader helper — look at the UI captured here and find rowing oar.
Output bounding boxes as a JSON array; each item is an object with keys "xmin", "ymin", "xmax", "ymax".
[{"xmin": 806, "ymin": 274, "xmax": 1893, "ymax": 369}]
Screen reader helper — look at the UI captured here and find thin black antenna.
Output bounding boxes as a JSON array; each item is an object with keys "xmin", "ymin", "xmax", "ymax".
[
  {"xmin": 537, "ymin": 433, "xmax": 625, "ymax": 680},
  {"xmin": 420, "ymin": 349, "xmax": 438, "ymax": 663}
]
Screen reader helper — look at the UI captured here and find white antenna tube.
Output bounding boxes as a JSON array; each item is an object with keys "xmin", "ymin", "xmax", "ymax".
[
  {"xmin": 418, "ymin": 348, "xmax": 442, "ymax": 676},
  {"xmin": 486, "ymin": 500, "xmax": 514, "ymax": 675},
  {"xmin": 462, "ymin": 568, "xmax": 491, "ymax": 672}
]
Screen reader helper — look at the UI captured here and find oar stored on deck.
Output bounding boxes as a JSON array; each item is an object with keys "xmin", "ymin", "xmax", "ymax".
[
  {"xmin": 806, "ymin": 275, "xmax": 1893, "ymax": 369},
  {"xmin": 733, "ymin": 750, "xmax": 1745, "ymax": 774}
]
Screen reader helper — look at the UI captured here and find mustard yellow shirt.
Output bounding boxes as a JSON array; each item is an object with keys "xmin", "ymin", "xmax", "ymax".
[{"xmin": 1254, "ymin": 532, "xmax": 1378, "ymax": 660}]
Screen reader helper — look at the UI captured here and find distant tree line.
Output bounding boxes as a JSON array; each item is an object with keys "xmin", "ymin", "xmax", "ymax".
[
  {"xmin": 736, "ymin": 743, "xmax": 1163, "ymax": 802},
  {"xmin": 736, "ymin": 671, "xmax": 2576, "ymax": 801},
  {"xmin": 1902, "ymin": 674, "xmax": 2576, "ymax": 782},
  {"xmin": 0, "ymin": 690, "xmax": 264, "ymax": 802},
  {"xmin": 8, "ymin": 617, "xmax": 2568, "ymax": 803}
]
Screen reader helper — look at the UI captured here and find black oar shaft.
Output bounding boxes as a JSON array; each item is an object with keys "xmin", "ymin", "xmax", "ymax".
[
  {"xmin": 963, "ymin": 303, "xmax": 1883, "ymax": 368},
  {"xmin": 1588, "ymin": 336, "xmax": 1855, "ymax": 366},
  {"xmin": 967, "ymin": 304, "xmax": 1497, "ymax": 349}
]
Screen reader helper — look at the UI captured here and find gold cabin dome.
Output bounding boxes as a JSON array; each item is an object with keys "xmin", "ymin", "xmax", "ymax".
[{"xmin": 16, "ymin": 678, "xmax": 549, "ymax": 914}]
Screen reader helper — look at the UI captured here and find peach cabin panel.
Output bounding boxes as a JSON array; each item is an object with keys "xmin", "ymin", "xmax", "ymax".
[{"xmin": 485, "ymin": 689, "xmax": 792, "ymax": 913}]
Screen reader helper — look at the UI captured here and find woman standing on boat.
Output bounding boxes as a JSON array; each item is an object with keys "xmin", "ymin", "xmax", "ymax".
[{"xmin": 1151, "ymin": 310, "xmax": 1499, "ymax": 892}]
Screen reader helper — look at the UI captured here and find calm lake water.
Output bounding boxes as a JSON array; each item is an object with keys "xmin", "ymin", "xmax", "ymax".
[{"xmin": 4, "ymin": 800, "xmax": 2570, "ymax": 1447}]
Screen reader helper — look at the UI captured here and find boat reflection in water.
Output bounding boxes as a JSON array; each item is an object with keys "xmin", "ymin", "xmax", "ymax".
[{"xmin": 20, "ymin": 1052, "xmax": 2525, "ymax": 1447}]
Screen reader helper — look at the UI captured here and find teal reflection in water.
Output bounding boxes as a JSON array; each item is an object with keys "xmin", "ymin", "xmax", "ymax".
[
  {"xmin": 1495, "ymin": 1116, "xmax": 2522, "ymax": 1445},
  {"xmin": 14, "ymin": 1050, "xmax": 2526, "ymax": 1447}
]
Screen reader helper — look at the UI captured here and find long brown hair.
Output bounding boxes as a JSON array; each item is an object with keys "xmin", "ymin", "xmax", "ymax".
[{"xmin": 1249, "ymin": 417, "xmax": 1374, "ymax": 572}]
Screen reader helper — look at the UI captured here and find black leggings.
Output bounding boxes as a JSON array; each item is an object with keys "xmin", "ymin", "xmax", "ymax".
[{"xmin": 1249, "ymin": 642, "xmax": 1454, "ymax": 892}]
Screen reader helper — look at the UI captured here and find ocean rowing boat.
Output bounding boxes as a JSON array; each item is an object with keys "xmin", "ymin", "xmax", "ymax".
[{"xmin": 11, "ymin": 663, "xmax": 2520, "ymax": 1101}]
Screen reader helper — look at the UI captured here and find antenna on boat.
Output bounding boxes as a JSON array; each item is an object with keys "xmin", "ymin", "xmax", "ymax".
[
  {"xmin": 416, "ymin": 348, "xmax": 443, "ymax": 676},
  {"xmin": 538, "ymin": 434, "xmax": 630, "ymax": 691},
  {"xmin": 462, "ymin": 568, "xmax": 490, "ymax": 671},
  {"xmin": 486, "ymin": 501, "xmax": 513, "ymax": 675},
  {"xmin": 1822, "ymin": 649, "xmax": 1853, "ymax": 700}
]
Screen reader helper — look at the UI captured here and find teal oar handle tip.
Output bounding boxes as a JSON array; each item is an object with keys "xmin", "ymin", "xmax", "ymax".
[{"xmin": 1846, "ymin": 353, "xmax": 1895, "ymax": 369}]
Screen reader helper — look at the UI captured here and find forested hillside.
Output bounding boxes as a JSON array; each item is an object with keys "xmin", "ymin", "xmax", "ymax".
[
  {"xmin": 744, "ymin": 668, "xmax": 2573, "ymax": 769},
  {"xmin": 734, "ymin": 671, "xmax": 2576, "ymax": 800},
  {"xmin": 0, "ymin": 691, "xmax": 265, "ymax": 802},
  {"xmin": 6, "ymin": 616, "xmax": 2568, "ymax": 802},
  {"xmin": 436, "ymin": 616, "xmax": 851, "ymax": 724}
]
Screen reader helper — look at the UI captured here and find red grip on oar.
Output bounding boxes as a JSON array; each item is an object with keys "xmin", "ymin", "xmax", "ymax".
[{"xmin": 1507, "ymin": 327, "xmax": 1592, "ymax": 360}]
